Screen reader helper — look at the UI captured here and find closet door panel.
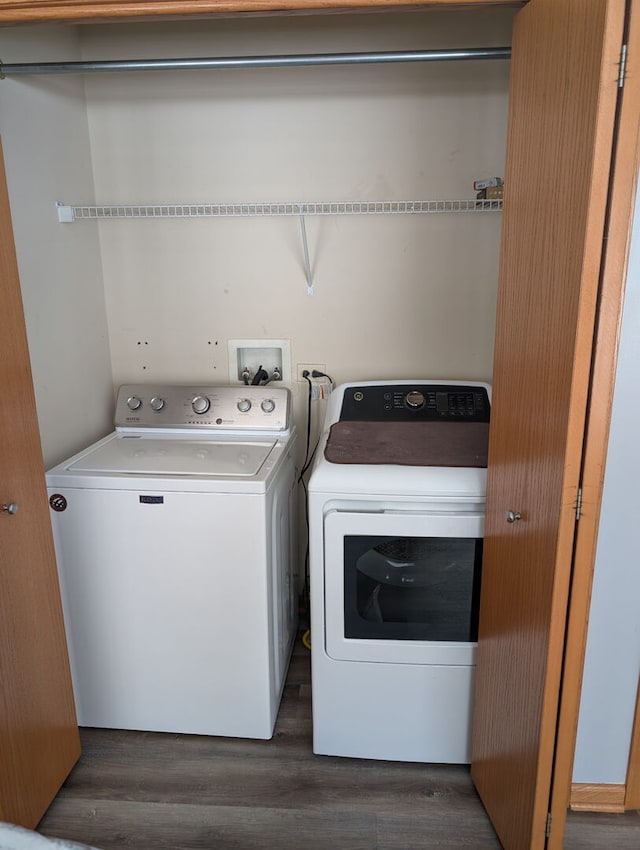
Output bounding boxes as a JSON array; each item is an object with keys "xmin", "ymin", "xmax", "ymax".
[
  {"xmin": 471, "ymin": 1, "xmax": 626, "ymax": 849},
  {"xmin": 0, "ymin": 138, "xmax": 80, "ymax": 828}
]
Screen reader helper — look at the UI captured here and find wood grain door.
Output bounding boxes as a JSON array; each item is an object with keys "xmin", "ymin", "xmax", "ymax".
[
  {"xmin": 0, "ymin": 138, "xmax": 80, "ymax": 828},
  {"xmin": 470, "ymin": 2, "xmax": 628, "ymax": 849}
]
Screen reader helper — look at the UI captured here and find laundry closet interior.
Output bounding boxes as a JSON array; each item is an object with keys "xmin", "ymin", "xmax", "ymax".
[
  {"xmin": 0, "ymin": 5, "xmax": 512, "ymax": 469},
  {"xmin": 1, "ymin": 0, "xmax": 638, "ymax": 846}
]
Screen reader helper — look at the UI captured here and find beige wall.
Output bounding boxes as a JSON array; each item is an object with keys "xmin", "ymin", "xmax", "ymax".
[
  {"xmin": 0, "ymin": 26, "xmax": 113, "ymax": 467},
  {"xmin": 79, "ymin": 9, "xmax": 512, "ymax": 428}
]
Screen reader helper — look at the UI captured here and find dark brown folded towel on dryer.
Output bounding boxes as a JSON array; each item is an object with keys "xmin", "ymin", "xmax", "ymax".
[{"xmin": 324, "ymin": 421, "xmax": 489, "ymax": 467}]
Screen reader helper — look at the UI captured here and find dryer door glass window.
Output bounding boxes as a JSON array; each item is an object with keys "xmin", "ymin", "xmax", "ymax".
[{"xmin": 343, "ymin": 535, "xmax": 482, "ymax": 642}]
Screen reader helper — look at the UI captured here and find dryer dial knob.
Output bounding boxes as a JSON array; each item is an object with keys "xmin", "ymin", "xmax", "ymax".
[
  {"xmin": 406, "ymin": 391, "xmax": 426, "ymax": 409},
  {"xmin": 261, "ymin": 398, "xmax": 276, "ymax": 413},
  {"xmin": 127, "ymin": 395, "xmax": 142, "ymax": 411},
  {"xmin": 191, "ymin": 395, "xmax": 211, "ymax": 415},
  {"xmin": 237, "ymin": 399, "xmax": 252, "ymax": 413},
  {"xmin": 150, "ymin": 396, "xmax": 165, "ymax": 412}
]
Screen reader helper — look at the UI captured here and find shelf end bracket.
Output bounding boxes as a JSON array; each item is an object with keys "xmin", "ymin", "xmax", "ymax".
[{"xmin": 56, "ymin": 202, "xmax": 75, "ymax": 223}]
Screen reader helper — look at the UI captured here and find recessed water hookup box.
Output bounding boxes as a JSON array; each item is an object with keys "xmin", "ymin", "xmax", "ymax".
[{"xmin": 227, "ymin": 339, "xmax": 292, "ymax": 385}]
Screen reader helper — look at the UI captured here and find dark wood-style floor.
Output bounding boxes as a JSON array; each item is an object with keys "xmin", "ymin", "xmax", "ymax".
[{"xmin": 38, "ymin": 636, "xmax": 640, "ymax": 850}]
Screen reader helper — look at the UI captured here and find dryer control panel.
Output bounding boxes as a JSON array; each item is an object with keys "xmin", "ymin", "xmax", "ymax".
[
  {"xmin": 339, "ymin": 384, "xmax": 490, "ymax": 423},
  {"xmin": 115, "ymin": 384, "xmax": 291, "ymax": 432}
]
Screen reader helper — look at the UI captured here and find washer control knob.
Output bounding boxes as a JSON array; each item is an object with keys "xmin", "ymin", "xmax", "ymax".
[
  {"xmin": 261, "ymin": 398, "xmax": 276, "ymax": 414},
  {"xmin": 405, "ymin": 391, "xmax": 425, "ymax": 409},
  {"xmin": 237, "ymin": 399, "xmax": 252, "ymax": 413},
  {"xmin": 191, "ymin": 395, "xmax": 211, "ymax": 415},
  {"xmin": 149, "ymin": 396, "xmax": 165, "ymax": 412},
  {"xmin": 127, "ymin": 395, "xmax": 142, "ymax": 411}
]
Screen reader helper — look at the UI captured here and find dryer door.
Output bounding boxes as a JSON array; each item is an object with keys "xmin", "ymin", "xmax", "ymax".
[{"xmin": 324, "ymin": 509, "xmax": 483, "ymax": 665}]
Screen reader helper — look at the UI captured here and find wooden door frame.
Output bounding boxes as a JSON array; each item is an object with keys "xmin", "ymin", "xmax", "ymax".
[
  {"xmin": 549, "ymin": 0, "xmax": 640, "ymax": 835},
  {"xmin": 625, "ymin": 682, "xmax": 640, "ymax": 809},
  {"xmin": 0, "ymin": 0, "xmax": 525, "ymax": 25}
]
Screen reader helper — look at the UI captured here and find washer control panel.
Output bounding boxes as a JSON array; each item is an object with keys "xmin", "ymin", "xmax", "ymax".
[
  {"xmin": 116, "ymin": 384, "xmax": 291, "ymax": 431},
  {"xmin": 339, "ymin": 384, "xmax": 490, "ymax": 423}
]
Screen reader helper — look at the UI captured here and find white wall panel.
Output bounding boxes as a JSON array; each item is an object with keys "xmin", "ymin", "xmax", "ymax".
[{"xmin": 0, "ymin": 26, "xmax": 113, "ymax": 467}]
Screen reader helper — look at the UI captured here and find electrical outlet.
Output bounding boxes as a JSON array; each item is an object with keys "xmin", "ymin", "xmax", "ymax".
[{"xmin": 297, "ymin": 363, "xmax": 326, "ymax": 382}]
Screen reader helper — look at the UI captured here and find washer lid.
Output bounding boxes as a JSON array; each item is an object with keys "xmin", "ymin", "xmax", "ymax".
[{"xmin": 67, "ymin": 435, "xmax": 277, "ymax": 477}]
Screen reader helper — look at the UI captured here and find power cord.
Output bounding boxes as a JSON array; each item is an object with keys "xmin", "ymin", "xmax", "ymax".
[
  {"xmin": 298, "ymin": 370, "xmax": 332, "ymax": 480},
  {"xmin": 298, "ymin": 372, "xmax": 314, "ymax": 482},
  {"xmin": 311, "ymin": 369, "xmax": 335, "ymax": 386},
  {"xmin": 297, "ymin": 369, "xmax": 334, "ymax": 618},
  {"xmin": 298, "ymin": 372, "xmax": 313, "ymax": 617}
]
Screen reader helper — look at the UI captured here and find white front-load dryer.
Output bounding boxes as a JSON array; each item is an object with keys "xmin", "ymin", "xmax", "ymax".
[{"xmin": 308, "ymin": 380, "xmax": 490, "ymax": 763}]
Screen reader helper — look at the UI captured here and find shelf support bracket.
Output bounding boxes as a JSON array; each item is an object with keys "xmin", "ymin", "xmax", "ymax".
[{"xmin": 298, "ymin": 207, "xmax": 314, "ymax": 296}]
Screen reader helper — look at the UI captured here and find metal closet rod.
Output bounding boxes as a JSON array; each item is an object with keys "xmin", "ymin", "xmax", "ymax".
[{"xmin": 0, "ymin": 46, "xmax": 510, "ymax": 77}]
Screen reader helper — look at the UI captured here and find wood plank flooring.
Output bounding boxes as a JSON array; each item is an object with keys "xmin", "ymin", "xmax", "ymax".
[{"xmin": 37, "ymin": 636, "xmax": 640, "ymax": 849}]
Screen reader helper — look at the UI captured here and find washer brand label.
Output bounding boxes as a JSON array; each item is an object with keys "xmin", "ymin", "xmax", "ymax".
[
  {"xmin": 139, "ymin": 495, "xmax": 164, "ymax": 504},
  {"xmin": 49, "ymin": 494, "xmax": 67, "ymax": 512}
]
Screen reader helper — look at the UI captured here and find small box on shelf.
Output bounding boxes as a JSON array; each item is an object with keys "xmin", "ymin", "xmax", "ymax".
[{"xmin": 476, "ymin": 185, "xmax": 504, "ymax": 200}]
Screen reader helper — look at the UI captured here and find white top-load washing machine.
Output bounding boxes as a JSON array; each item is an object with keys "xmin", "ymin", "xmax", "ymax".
[
  {"xmin": 308, "ymin": 380, "xmax": 490, "ymax": 763},
  {"xmin": 46, "ymin": 384, "xmax": 297, "ymax": 739}
]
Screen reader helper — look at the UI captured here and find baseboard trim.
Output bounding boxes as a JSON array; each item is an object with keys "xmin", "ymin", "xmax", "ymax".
[{"xmin": 570, "ymin": 783, "xmax": 626, "ymax": 813}]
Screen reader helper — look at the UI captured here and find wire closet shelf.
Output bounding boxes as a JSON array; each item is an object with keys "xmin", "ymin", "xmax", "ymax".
[
  {"xmin": 57, "ymin": 199, "xmax": 502, "ymax": 221},
  {"xmin": 57, "ymin": 199, "xmax": 502, "ymax": 296}
]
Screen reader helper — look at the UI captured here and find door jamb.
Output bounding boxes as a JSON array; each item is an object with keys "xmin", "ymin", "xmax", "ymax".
[{"xmin": 547, "ymin": 0, "xmax": 640, "ymax": 840}]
